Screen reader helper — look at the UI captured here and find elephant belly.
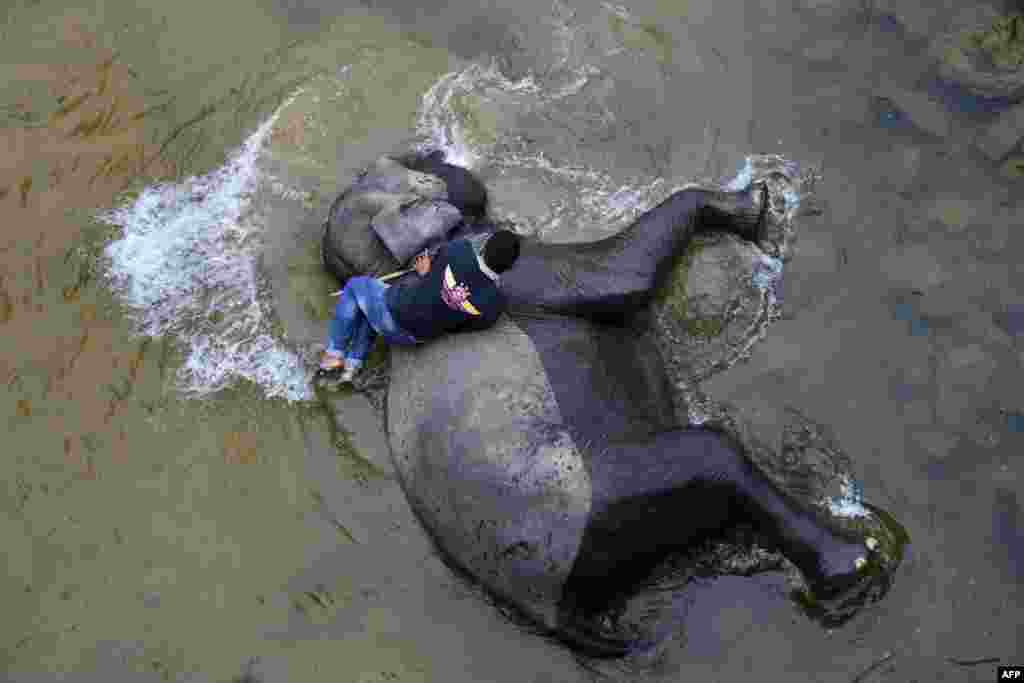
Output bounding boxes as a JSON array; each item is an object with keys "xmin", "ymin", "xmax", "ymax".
[{"xmin": 387, "ymin": 316, "xmax": 592, "ymax": 628}]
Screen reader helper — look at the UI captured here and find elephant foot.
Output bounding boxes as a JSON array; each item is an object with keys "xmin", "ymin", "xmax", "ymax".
[
  {"xmin": 696, "ymin": 181, "xmax": 771, "ymax": 245},
  {"xmin": 796, "ymin": 525, "xmax": 896, "ymax": 628},
  {"xmin": 808, "ymin": 535, "xmax": 877, "ymax": 600}
]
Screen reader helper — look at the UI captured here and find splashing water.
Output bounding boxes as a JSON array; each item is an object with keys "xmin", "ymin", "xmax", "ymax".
[
  {"xmin": 413, "ymin": 59, "xmax": 540, "ymax": 169},
  {"xmin": 491, "ymin": 146, "xmax": 669, "ymax": 242},
  {"xmin": 416, "ymin": 54, "xmax": 809, "ymax": 435},
  {"xmin": 671, "ymin": 154, "xmax": 814, "ymax": 429},
  {"xmin": 412, "ymin": 60, "xmax": 661, "ymax": 241},
  {"xmin": 95, "ymin": 27, "xmax": 812, "ymax": 408},
  {"xmin": 411, "ymin": 57, "xmax": 805, "ymax": 381},
  {"xmin": 826, "ymin": 476, "xmax": 870, "ymax": 518},
  {"xmin": 100, "ymin": 90, "xmax": 315, "ymax": 403},
  {"xmin": 412, "ymin": 57, "xmax": 602, "ymax": 171}
]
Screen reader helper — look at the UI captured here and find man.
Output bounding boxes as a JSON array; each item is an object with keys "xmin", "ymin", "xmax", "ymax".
[{"xmin": 316, "ymin": 229, "xmax": 522, "ymax": 384}]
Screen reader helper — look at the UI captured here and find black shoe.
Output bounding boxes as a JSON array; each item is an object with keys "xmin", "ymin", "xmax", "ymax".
[{"xmin": 809, "ymin": 536, "xmax": 875, "ymax": 600}]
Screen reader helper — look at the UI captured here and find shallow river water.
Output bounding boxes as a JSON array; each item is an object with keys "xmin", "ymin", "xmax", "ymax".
[{"xmin": 2, "ymin": 0, "xmax": 1022, "ymax": 681}]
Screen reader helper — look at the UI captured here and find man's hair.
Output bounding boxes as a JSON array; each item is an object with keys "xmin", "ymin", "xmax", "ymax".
[{"xmin": 482, "ymin": 230, "xmax": 521, "ymax": 274}]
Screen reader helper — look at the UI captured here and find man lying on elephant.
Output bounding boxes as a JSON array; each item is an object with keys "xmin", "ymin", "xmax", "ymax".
[{"xmin": 316, "ymin": 229, "xmax": 522, "ymax": 384}]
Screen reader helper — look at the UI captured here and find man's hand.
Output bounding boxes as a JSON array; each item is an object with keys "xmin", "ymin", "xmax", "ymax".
[{"xmin": 413, "ymin": 251, "xmax": 431, "ymax": 276}]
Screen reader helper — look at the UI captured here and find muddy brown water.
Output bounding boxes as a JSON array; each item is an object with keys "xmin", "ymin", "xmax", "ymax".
[{"xmin": 2, "ymin": 1, "xmax": 1022, "ymax": 681}]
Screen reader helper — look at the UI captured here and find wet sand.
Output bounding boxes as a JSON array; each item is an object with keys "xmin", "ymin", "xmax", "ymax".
[{"xmin": 2, "ymin": 0, "xmax": 1022, "ymax": 681}]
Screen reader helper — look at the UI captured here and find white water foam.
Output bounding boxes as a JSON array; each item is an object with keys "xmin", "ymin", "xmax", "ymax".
[
  {"xmin": 413, "ymin": 60, "xmax": 545, "ymax": 169},
  {"xmin": 826, "ymin": 476, "xmax": 870, "ymax": 518},
  {"xmin": 727, "ymin": 155, "xmax": 809, "ymax": 312},
  {"xmin": 413, "ymin": 56, "xmax": 601, "ymax": 171},
  {"xmin": 94, "ymin": 43, "xmax": 802, "ymax": 408},
  {"xmin": 490, "ymin": 147, "xmax": 664, "ymax": 241},
  {"xmin": 100, "ymin": 90, "xmax": 315, "ymax": 403}
]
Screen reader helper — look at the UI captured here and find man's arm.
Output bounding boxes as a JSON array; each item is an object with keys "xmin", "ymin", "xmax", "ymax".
[
  {"xmin": 413, "ymin": 250, "xmax": 432, "ymax": 276},
  {"xmin": 411, "ymin": 238, "xmax": 458, "ymax": 272}
]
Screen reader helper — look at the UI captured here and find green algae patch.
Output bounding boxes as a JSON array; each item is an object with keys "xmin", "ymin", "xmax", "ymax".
[
  {"xmin": 448, "ymin": 93, "xmax": 498, "ymax": 149},
  {"xmin": 64, "ymin": 215, "xmax": 125, "ymax": 273},
  {"xmin": 829, "ymin": 503, "xmax": 911, "ymax": 576},
  {"xmin": 637, "ymin": 22, "xmax": 675, "ymax": 66},
  {"xmin": 684, "ymin": 316, "xmax": 724, "ymax": 339},
  {"xmin": 331, "ymin": 411, "xmax": 390, "ymax": 485},
  {"xmin": 792, "ymin": 501, "xmax": 911, "ymax": 628},
  {"xmin": 608, "ymin": 14, "xmax": 675, "ymax": 66},
  {"xmin": 309, "ymin": 367, "xmax": 390, "ymax": 486},
  {"xmin": 999, "ymin": 155, "xmax": 1024, "ymax": 180},
  {"xmin": 284, "ymin": 238, "xmax": 336, "ymax": 328},
  {"xmin": 965, "ymin": 13, "xmax": 1024, "ymax": 70},
  {"xmin": 864, "ymin": 503, "xmax": 912, "ymax": 564},
  {"xmin": 402, "ymin": 30, "xmax": 435, "ymax": 50},
  {"xmin": 654, "ymin": 237, "xmax": 725, "ymax": 340},
  {"xmin": 608, "ymin": 14, "xmax": 626, "ymax": 39},
  {"xmin": 307, "ymin": 385, "xmax": 356, "ymax": 455},
  {"xmin": 653, "ymin": 0, "xmax": 690, "ymax": 19},
  {"xmin": 939, "ymin": 10, "xmax": 1024, "ymax": 99},
  {"xmin": 290, "ymin": 576, "xmax": 354, "ymax": 624},
  {"xmin": 362, "ymin": 334, "xmax": 389, "ymax": 374},
  {"xmin": 944, "ymin": 45, "xmax": 971, "ymax": 71},
  {"xmin": 654, "ymin": 237, "xmax": 702, "ymax": 319},
  {"xmin": 927, "ymin": 197, "xmax": 978, "ymax": 232}
]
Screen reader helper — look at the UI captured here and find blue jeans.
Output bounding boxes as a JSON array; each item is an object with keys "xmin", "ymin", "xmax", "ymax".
[{"xmin": 326, "ymin": 276, "xmax": 419, "ymax": 369}]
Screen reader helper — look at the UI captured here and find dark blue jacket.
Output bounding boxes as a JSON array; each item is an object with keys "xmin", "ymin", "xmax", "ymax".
[{"xmin": 385, "ymin": 239, "xmax": 505, "ymax": 341}]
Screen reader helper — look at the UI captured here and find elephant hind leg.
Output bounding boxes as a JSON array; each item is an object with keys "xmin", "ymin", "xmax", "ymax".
[
  {"xmin": 701, "ymin": 432, "xmax": 871, "ymax": 598},
  {"xmin": 502, "ymin": 186, "xmax": 769, "ymax": 323},
  {"xmin": 561, "ymin": 428, "xmax": 871, "ymax": 616},
  {"xmin": 696, "ymin": 182, "xmax": 770, "ymax": 243}
]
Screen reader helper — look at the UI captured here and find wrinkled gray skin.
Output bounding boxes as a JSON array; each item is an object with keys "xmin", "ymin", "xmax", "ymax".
[
  {"xmin": 320, "ymin": 156, "xmax": 452, "ymax": 279},
  {"xmin": 373, "ymin": 196, "xmax": 463, "ymax": 265},
  {"xmin": 321, "ymin": 153, "xmax": 907, "ymax": 659},
  {"xmin": 388, "ymin": 315, "xmax": 591, "ymax": 633}
]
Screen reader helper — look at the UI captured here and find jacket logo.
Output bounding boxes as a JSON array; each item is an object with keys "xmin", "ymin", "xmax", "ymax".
[{"xmin": 442, "ymin": 265, "xmax": 482, "ymax": 316}]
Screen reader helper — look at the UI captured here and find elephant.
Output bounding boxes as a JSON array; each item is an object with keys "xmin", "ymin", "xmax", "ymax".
[{"xmin": 318, "ymin": 150, "xmax": 907, "ymax": 658}]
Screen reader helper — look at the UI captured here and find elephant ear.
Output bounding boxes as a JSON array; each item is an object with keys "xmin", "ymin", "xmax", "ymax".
[
  {"xmin": 321, "ymin": 191, "xmax": 406, "ymax": 283},
  {"xmin": 371, "ymin": 197, "xmax": 464, "ymax": 265}
]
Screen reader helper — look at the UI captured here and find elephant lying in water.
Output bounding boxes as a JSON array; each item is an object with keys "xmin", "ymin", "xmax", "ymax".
[{"xmin": 319, "ymin": 151, "xmax": 907, "ymax": 657}]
